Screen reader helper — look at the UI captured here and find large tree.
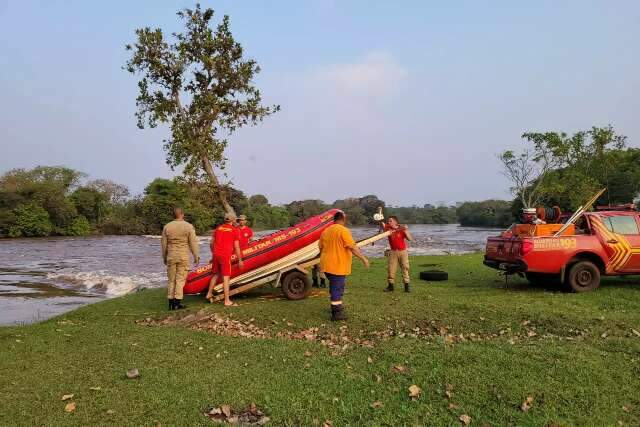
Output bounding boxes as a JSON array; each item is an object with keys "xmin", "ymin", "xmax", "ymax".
[
  {"xmin": 125, "ymin": 4, "xmax": 279, "ymax": 215},
  {"xmin": 499, "ymin": 126, "xmax": 633, "ymax": 210},
  {"xmin": 499, "ymin": 133, "xmax": 563, "ymax": 209}
]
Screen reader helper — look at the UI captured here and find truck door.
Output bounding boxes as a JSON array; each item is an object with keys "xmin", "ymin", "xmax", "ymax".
[{"xmin": 600, "ymin": 214, "xmax": 640, "ymax": 273}]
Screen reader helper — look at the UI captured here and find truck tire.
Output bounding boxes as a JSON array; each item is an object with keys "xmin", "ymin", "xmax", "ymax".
[
  {"xmin": 419, "ymin": 270, "xmax": 448, "ymax": 281},
  {"xmin": 281, "ymin": 271, "xmax": 311, "ymax": 300},
  {"xmin": 566, "ymin": 261, "xmax": 601, "ymax": 292}
]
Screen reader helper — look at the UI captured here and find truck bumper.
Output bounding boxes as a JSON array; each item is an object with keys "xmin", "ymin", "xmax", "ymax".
[{"xmin": 483, "ymin": 257, "xmax": 527, "ymax": 273}]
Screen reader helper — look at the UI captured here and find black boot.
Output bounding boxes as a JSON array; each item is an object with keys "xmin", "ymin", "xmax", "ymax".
[
  {"xmin": 312, "ymin": 278, "xmax": 319, "ymax": 288},
  {"xmin": 168, "ymin": 299, "xmax": 175, "ymax": 310},
  {"xmin": 319, "ymin": 278, "xmax": 326, "ymax": 288},
  {"xmin": 331, "ymin": 305, "xmax": 348, "ymax": 321},
  {"xmin": 404, "ymin": 283, "xmax": 411, "ymax": 293},
  {"xmin": 383, "ymin": 283, "xmax": 394, "ymax": 292},
  {"xmin": 174, "ymin": 299, "xmax": 186, "ymax": 310}
]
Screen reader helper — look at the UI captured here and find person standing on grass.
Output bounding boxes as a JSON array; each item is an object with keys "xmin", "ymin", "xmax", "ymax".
[
  {"xmin": 319, "ymin": 211, "xmax": 369, "ymax": 321},
  {"xmin": 381, "ymin": 216, "xmax": 413, "ymax": 293},
  {"xmin": 161, "ymin": 207, "xmax": 200, "ymax": 310},
  {"xmin": 236, "ymin": 214, "xmax": 254, "ymax": 248},
  {"xmin": 205, "ymin": 213, "xmax": 244, "ymax": 306}
]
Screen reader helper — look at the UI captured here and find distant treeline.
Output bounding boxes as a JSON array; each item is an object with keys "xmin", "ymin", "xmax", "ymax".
[
  {"xmin": 0, "ymin": 166, "xmax": 514, "ymax": 238},
  {"xmin": 456, "ymin": 200, "xmax": 514, "ymax": 228}
]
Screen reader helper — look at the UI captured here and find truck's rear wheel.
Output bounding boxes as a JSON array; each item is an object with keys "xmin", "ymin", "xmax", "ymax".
[
  {"xmin": 566, "ymin": 261, "xmax": 600, "ymax": 292},
  {"xmin": 281, "ymin": 271, "xmax": 311, "ymax": 300}
]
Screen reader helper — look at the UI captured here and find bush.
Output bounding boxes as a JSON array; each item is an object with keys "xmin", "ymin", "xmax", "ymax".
[
  {"xmin": 99, "ymin": 216, "xmax": 146, "ymax": 235},
  {"xmin": 457, "ymin": 200, "xmax": 514, "ymax": 228},
  {"xmin": 12, "ymin": 203, "xmax": 53, "ymax": 237},
  {"xmin": 65, "ymin": 216, "xmax": 92, "ymax": 236},
  {"xmin": 0, "ymin": 209, "xmax": 17, "ymax": 237},
  {"xmin": 245, "ymin": 205, "xmax": 291, "ymax": 230}
]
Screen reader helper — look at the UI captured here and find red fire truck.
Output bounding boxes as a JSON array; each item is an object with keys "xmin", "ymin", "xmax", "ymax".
[{"xmin": 483, "ymin": 206, "xmax": 640, "ymax": 292}]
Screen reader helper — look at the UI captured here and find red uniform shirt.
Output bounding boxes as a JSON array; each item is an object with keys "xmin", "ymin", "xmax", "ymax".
[
  {"xmin": 384, "ymin": 224, "xmax": 408, "ymax": 251},
  {"xmin": 211, "ymin": 223, "xmax": 239, "ymax": 257},
  {"xmin": 237, "ymin": 226, "xmax": 254, "ymax": 248}
]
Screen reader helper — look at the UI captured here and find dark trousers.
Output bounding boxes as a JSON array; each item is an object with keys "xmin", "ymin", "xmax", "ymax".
[{"xmin": 325, "ymin": 273, "xmax": 346, "ymax": 304}]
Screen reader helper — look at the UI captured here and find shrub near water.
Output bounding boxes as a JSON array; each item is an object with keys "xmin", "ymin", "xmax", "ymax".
[
  {"xmin": 65, "ymin": 216, "xmax": 92, "ymax": 236},
  {"xmin": 11, "ymin": 203, "xmax": 53, "ymax": 237}
]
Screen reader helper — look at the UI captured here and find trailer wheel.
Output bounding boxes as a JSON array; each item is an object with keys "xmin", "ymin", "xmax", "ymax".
[
  {"xmin": 566, "ymin": 261, "xmax": 600, "ymax": 292},
  {"xmin": 281, "ymin": 271, "xmax": 311, "ymax": 300}
]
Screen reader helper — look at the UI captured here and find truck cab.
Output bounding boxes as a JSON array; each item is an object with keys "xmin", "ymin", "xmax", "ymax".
[{"xmin": 483, "ymin": 209, "xmax": 640, "ymax": 291}]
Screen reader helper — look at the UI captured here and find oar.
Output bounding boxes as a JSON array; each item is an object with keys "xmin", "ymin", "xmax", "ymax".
[{"xmin": 554, "ymin": 188, "xmax": 606, "ymax": 236}]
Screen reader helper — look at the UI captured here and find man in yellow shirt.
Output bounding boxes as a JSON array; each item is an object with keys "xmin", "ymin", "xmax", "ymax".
[{"xmin": 319, "ymin": 211, "xmax": 369, "ymax": 321}]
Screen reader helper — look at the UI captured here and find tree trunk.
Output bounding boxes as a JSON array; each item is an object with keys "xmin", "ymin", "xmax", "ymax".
[{"xmin": 201, "ymin": 157, "xmax": 236, "ymax": 216}]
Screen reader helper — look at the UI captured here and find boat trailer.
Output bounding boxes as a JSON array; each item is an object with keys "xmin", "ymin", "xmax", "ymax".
[{"xmin": 209, "ymin": 230, "xmax": 391, "ymax": 302}]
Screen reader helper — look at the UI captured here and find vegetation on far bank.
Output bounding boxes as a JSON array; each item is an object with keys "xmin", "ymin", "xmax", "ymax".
[
  {"xmin": 0, "ymin": 166, "xmax": 465, "ymax": 238},
  {"xmin": 2, "ymin": 254, "xmax": 639, "ymax": 426},
  {"xmin": 500, "ymin": 125, "xmax": 640, "ymax": 211},
  {"xmin": 3, "ymin": 124, "xmax": 640, "ymax": 238}
]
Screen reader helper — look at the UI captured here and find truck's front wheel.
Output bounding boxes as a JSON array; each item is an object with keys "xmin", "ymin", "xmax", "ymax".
[{"xmin": 566, "ymin": 261, "xmax": 601, "ymax": 292}]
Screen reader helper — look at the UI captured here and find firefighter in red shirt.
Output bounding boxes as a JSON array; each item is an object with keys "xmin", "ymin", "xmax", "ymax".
[
  {"xmin": 382, "ymin": 216, "xmax": 413, "ymax": 292},
  {"xmin": 205, "ymin": 213, "xmax": 244, "ymax": 306},
  {"xmin": 237, "ymin": 214, "xmax": 254, "ymax": 248}
]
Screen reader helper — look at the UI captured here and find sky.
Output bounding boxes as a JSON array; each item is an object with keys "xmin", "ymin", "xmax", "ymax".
[{"xmin": 1, "ymin": 1, "xmax": 639, "ymax": 206}]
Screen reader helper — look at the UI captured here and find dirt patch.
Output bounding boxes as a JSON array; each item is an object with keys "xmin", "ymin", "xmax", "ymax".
[
  {"xmin": 136, "ymin": 311, "xmax": 603, "ymax": 351},
  {"xmin": 137, "ymin": 310, "xmax": 268, "ymax": 339},
  {"xmin": 204, "ymin": 403, "xmax": 269, "ymax": 425},
  {"xmin": 136, "ymin": 310, "xmax": 373, "ymax": 353}
]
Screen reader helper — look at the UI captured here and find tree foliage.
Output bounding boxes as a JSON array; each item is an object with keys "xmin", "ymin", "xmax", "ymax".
[
  {"xmin": 386, "ymin": 205, "xmax": 458, "ymax": 225},
  {"xmin": 500, "ymin": 126, "xmax": 638, "ymax": 211},
  {"xmin": 285, "ymin": 200, "xmax": 329, "ymax": 225},
  {"xmin": 125, "ymin": 4, "xmax": 279, "ymax": 215},
  {"xmin": 71, "ymin": 187, "xmax": 108, "ymax": 225},
  {"xmin": 499, "ymin": 133, "xmax": 562, "ymax": 208},
  {"xmin": 11, "ymin": 203, "xmax": 53, "ymax": 237},
  {"xmin": 248, "ymin": 194, "xmax": 269, "ymax": 207},
  {"xmin": 457, "ymin": 200, "xmax": 513, "ymax": 228}
]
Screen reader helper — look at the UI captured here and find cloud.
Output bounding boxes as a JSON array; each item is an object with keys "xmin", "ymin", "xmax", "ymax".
[{"xmin": 312, "ymin": 51, "xmax": 408, "ymax": 98}]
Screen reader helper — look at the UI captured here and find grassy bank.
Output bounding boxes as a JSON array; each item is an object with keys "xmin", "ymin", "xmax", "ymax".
[{"xmin": 2, "ymin": 254, "xmax": 640, "ymax": 426}]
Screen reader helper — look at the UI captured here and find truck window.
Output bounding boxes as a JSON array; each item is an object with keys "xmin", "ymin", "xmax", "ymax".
[{"xmin": 602, "ymin": 216, "xmax": 640, "ymax": 235}]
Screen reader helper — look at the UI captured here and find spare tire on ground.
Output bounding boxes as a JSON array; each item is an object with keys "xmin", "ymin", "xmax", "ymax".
[{"xmin": 419, "ymin": 270, "xmax": 448, "ymax": 281}]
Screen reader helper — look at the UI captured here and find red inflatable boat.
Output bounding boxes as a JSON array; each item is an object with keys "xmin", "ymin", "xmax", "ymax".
[{"xmin": 183, "ymin": 209, "xmax": 341, "ymax": 294}]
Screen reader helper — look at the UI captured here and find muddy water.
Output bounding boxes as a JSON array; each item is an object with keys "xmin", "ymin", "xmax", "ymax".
[{"xmin": 0, "ymin": 224, "xmax": 499, "ymax": 325}]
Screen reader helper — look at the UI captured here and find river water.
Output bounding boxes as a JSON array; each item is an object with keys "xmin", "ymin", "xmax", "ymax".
[{"xmin": 0, "ymin": 224, "xmax": 499, "ymax": 325}]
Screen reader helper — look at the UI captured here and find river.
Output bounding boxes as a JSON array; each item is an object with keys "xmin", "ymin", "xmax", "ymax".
[{"xmin": 0, "ymin": 224, "xmax": 500, "ymax": 325}]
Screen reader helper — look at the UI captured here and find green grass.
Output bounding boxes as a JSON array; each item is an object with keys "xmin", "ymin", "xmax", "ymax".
[{"xmin": 2, "ymin": 254, "xmax": 640, "ymax": 426}]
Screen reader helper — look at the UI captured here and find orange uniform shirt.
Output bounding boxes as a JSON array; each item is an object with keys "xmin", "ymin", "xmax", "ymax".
[
  {"xmin": 319, "ymin": 224, "xmax": 356, "ymax": 276},
  {"xmin": 384, "ymin": 224, "xmax": 408, "ymax": 251},
  {"xmin": 211, "ymin": 223, "xmax": 239, "ymax": 257},
  {"xmin": 237, "ymin": 225, "xmax": 254, "ymax": 248}
]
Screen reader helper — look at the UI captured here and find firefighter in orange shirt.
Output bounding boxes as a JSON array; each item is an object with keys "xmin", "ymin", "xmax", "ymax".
[{"xmin": 319, "ymin": 211, "xmax": 369, "ymax": 321}]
